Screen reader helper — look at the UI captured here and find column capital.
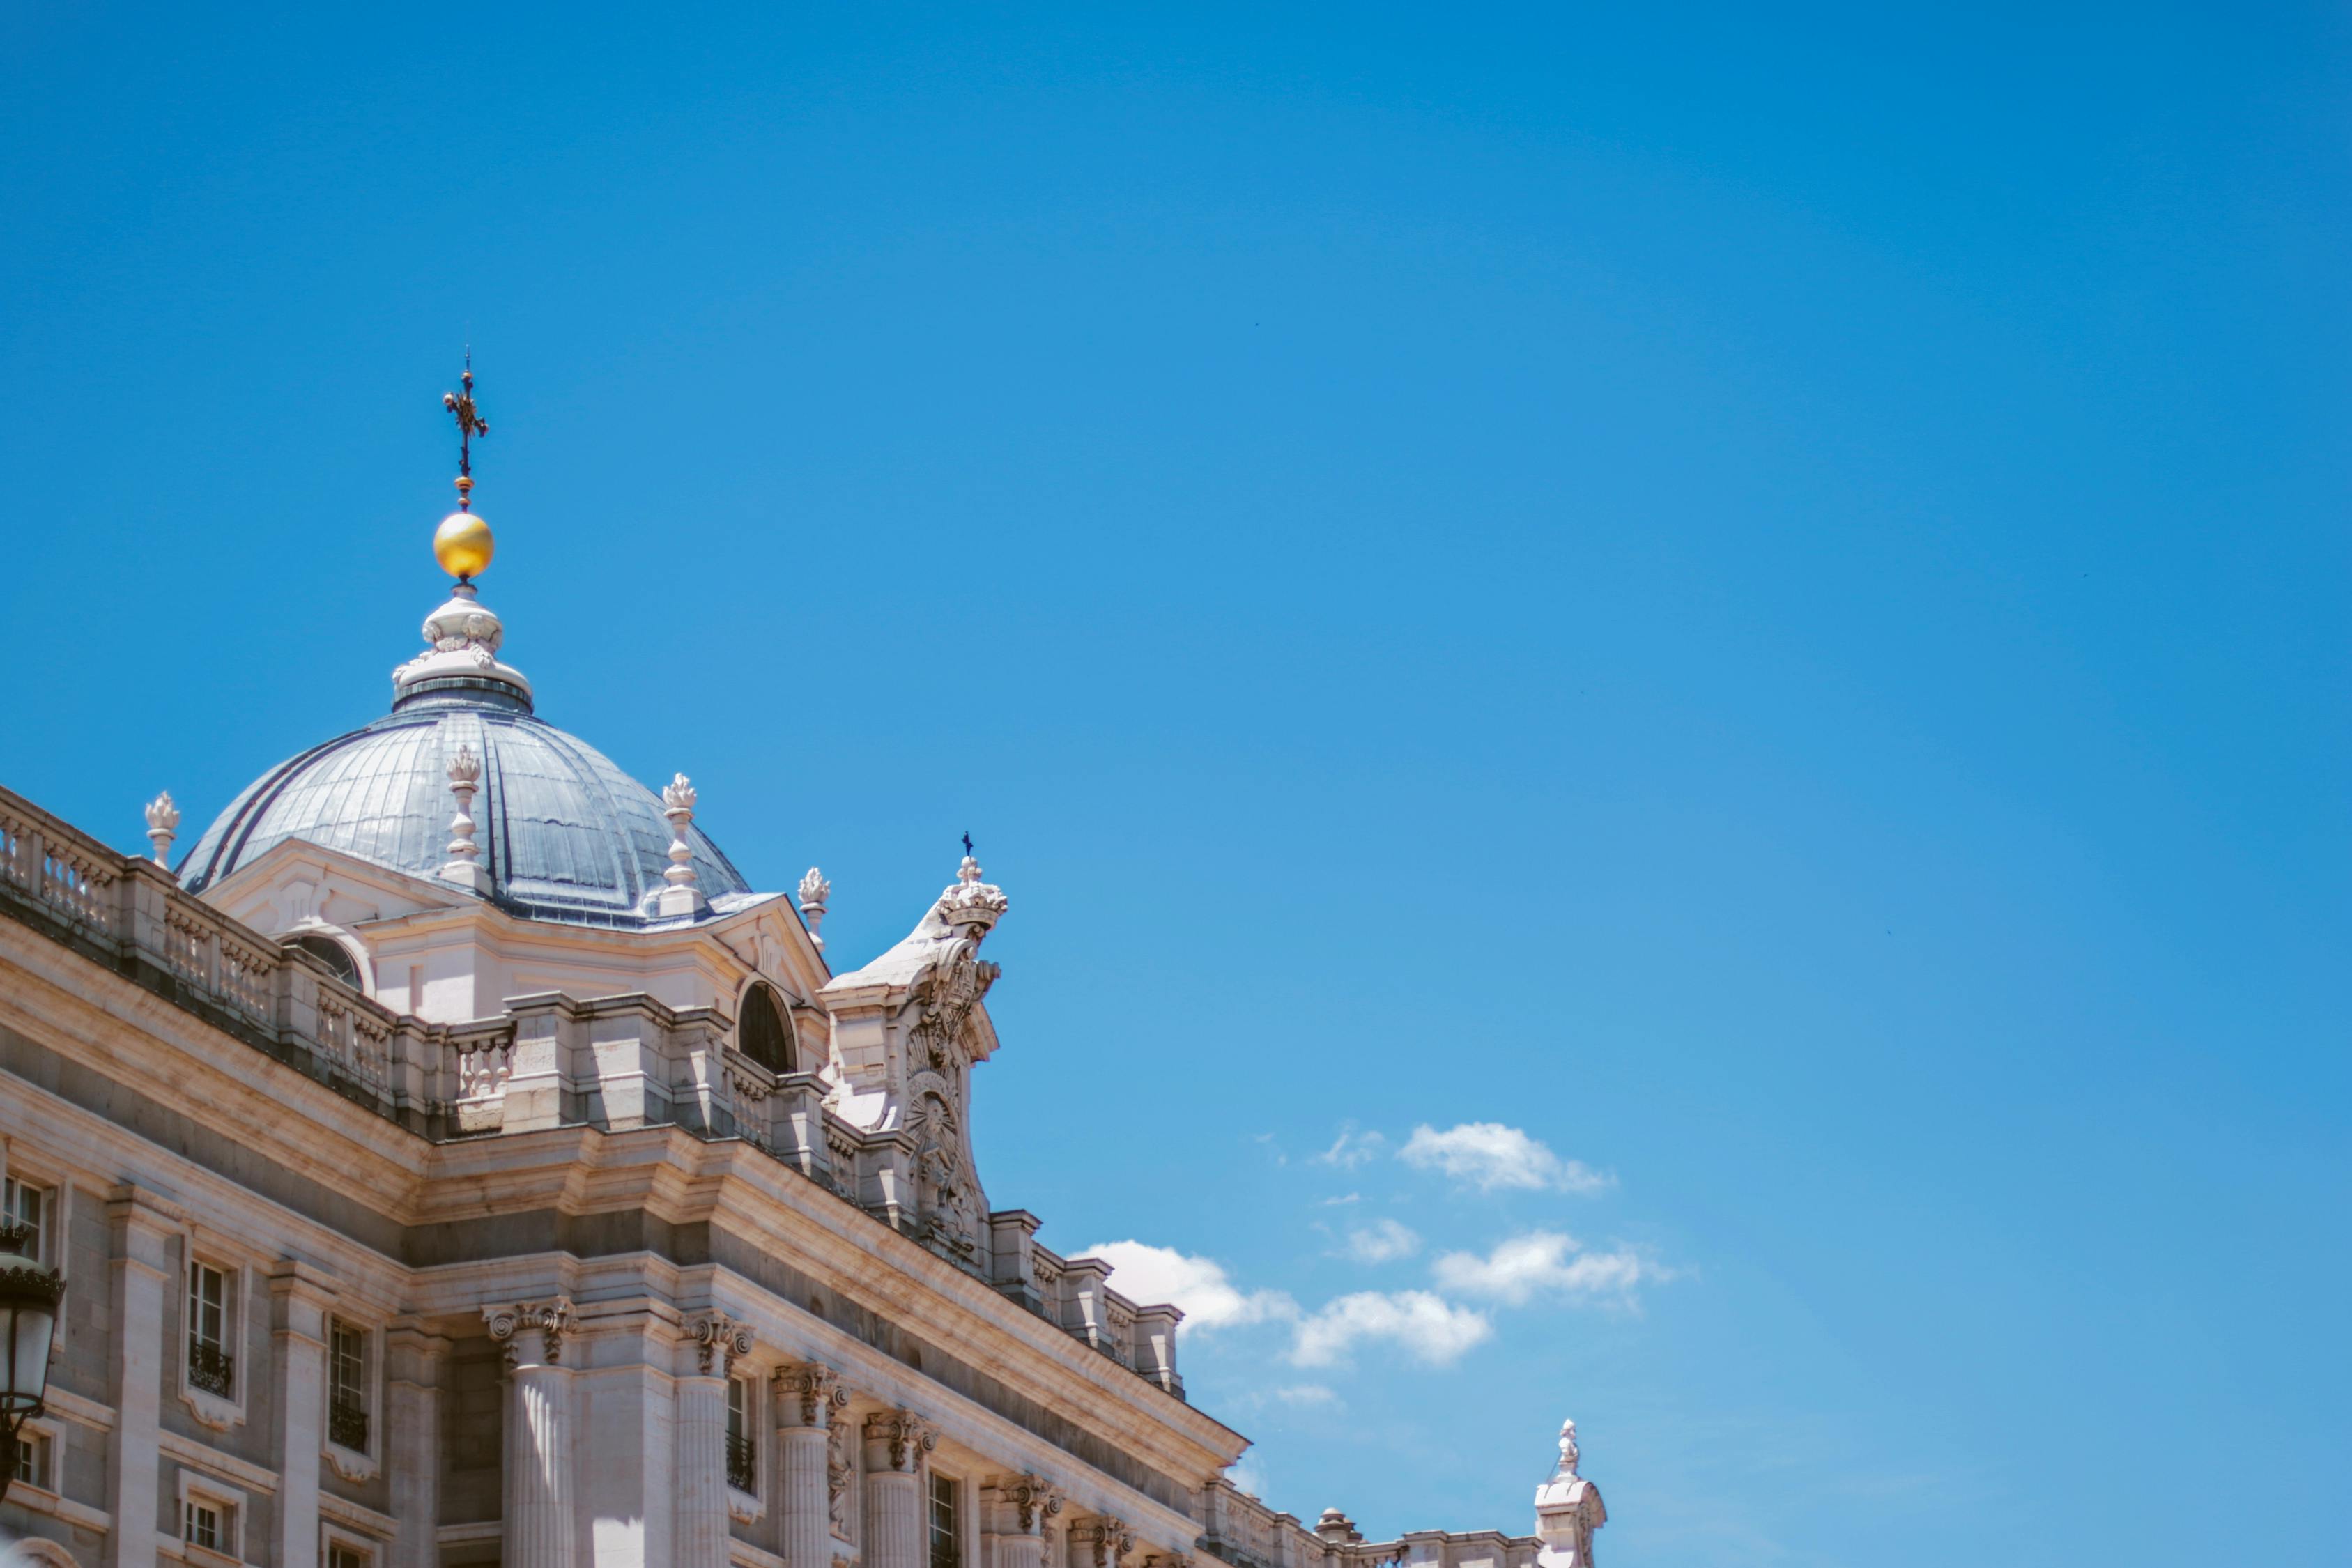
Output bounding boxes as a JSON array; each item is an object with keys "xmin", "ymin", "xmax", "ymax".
[
  {"xmin": 774, "ymin": 1360, "xmax": 852, "ymax": 1427},
  {"xmin": 1001, "ymin": 1474, "xmax": 1064, "ymax": 1534},
  {"xmin": 690, "ymin": 1310, "xmax": 754, "ymax": 1377},
  {"xmin": 484, "ymin": 1299, "xmax": 574, "ymax": 1366},
  {"xmin": 1073, "ymin": 1516, "xmax": 1134, "ymax": 1568},
  {"xmin": 863, "ymin": 1406, "xmax": 937, "ymax": 1473}
]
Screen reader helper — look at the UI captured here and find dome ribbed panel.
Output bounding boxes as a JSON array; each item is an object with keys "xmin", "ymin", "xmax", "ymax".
[{"xmin": 179, "ymin": 701, "xmax": 753, "ymax": 928}]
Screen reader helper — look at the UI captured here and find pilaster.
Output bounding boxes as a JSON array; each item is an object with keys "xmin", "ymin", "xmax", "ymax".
[
  {"xmin": 385, "ymin": 1324, "xmax": 449, "ymax": 1568},
  {"xmin": 103, "ymin": 1184, "xmax": 176, "ymax": 1568},
  {"xmin": 269, "ymin": 1259, "xmax": 340, "ymax": 1568}
]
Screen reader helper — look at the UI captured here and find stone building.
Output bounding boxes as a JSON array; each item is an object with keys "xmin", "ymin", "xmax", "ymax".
[{"xmin": 0, "ymin": 482, "xmax": 1607, "ymax": 1568}]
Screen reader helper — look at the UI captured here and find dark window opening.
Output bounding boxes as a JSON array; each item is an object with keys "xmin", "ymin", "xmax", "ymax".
[
  {"xmin": 928, "ymin": 1472, "xmax": 960, "ymax": 1568},
  {"xmin": 738, "ymin": 982, "xmax": 795, "ymax": 1073},
  {"xmin": 290, "ymin": 934, "xmax": 360, "ymax": 987}
]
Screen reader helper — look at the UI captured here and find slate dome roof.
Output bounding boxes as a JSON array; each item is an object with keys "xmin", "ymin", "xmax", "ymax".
[{"xmin": 178, "ymin": 583, "xmax": 753, "ymax": 927}]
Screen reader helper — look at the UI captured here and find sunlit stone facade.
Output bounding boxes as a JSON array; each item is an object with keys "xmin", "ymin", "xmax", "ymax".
[{"xmin": 0, "ymin": 548, "xmax": 1605, "ymax": 1568}]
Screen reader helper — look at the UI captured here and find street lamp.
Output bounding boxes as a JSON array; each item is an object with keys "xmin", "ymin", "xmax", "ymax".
[{"xmin": 0, "ymin": 1220, "xmax": 63, "ymax": 1504}]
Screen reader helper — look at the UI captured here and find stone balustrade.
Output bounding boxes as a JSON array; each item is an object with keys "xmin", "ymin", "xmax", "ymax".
[
  {"xmin": 1197, "ymin": 1483, "xmax": 1544, "ymax": 1568},
  {"xmin": 0, "ymin": 783, "xmax": 1187, "ymax": 1404}
]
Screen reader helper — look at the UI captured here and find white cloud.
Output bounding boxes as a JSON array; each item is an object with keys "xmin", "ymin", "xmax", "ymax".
[
  {"xmin": 1341, "ymin": 1218, "xmax": 1422, "ymax": 1264},
  {"xmin": 1318, "ymin": 1192, "xmax": 1363, "ymax": 1207},
  {"xmin": 1085, "ymin": 1241, "xmax": 1296, "ymax": 1332},
  {"xmin": 1431, "ymin": 1231, "xmax": 1655, "ymax": 1306},
  {"xmin": 1289, "ymin": 1291, "xmax": 1492, "ymax": 1367},
  {"xmin": 1314, "ymin": 1127, "xmax": 1388, "ymax": 1169},
  {"xmin": 1399, "ymin": 1122, "xmax": 1613, "ymax": 1194},
  {"xmin": 1273, "ymin": 1383, "xmax": 1340, "ymax": 1407}
]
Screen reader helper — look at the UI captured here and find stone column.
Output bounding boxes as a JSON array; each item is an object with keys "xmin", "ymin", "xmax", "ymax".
[
  {"xmin": 485, "ymin": 1301, "xmax": 576, "ymax": 1568},
  {"xmin": 997, "ymin": 1475, "xmax": 1063, "ymax": 1568},
  {"xmin": 862, "ymin": 1409, "xmax": 936, "ymax": 1568},
  {"xmin": 776, "ymin": 1364, "xmax": 849, "ymax": 1568},
  {"xmin": 677, "ymin": 1314, "xmax": 751, "ymax": 1568},
  {"xmin": 385, "ymin": 1325, "xmax": 449, "ymax": 1568},
  {"xmin": 104, "ymin": 1186, "xmax": 175, "ymax": 1568},
  {"xmin": 270, "ymin": 1261, "xmax": 339, "ymax": 1568}
]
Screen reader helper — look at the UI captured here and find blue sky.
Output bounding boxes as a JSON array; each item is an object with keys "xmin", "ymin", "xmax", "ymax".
[{"xmin": 3, "ymin": 4, "xmax": 2346, "ymax": 1564}]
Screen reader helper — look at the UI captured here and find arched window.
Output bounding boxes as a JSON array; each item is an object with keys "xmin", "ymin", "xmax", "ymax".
[
  {"xmin": 738, "ymin": 982, "xmax": 794, "ymax": 1074},
  {"xmin": 290, "ymin": 933, "xmax": 360, "ymax": 988}
]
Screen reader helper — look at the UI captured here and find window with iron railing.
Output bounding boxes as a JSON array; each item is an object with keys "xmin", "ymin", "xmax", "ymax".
[
  {"xmin": 725, "ymin": 1377, "xmax": 757, "ymax": 1492},
  {"xmin": 187, "ymin": 1262, "xmax": 234, "ymax": 1397},
  {"xmin": 330, "ymin": 1319, "xmax": 369, "ymax": 1450}
]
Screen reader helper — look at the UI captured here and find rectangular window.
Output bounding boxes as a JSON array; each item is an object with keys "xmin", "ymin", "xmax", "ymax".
[
  {"xmin": 12, "ymin": 1431, "xmax": 45, "ymax": 1489},
  {"xmin": 185, "ymin": 1497, "xmax": 233, "ymax": 1553},
  {"xmin": 2, "ymin": 1177, "xmax": 47, "ymax": 1261},
  {"xmin": 187, "ymin": 1261, "xmax": 234, "ymax": 1397},
  {"xmin": 725, "ymin": 1378, "xmax": 755, "ymax": 1492},
  {"xmin": 329, "ymin": 1319, "xmax": 369, "ymax": 1450},
  {"xmin": 928, "ymin": 1472, "xmax": 960, "ymax": 1568},
  {"xmin": 328, "ymin": 1544, "xmax": 369, "ymax": 1568}
]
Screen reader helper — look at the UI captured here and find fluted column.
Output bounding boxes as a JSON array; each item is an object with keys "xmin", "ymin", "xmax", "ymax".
[
  {"xmin": 485, "ymin": 1301, "xmax": 576, "ymax": 1568},
  {"xmin": 776, "ymin": 1364, "xmax": 850, "ymax": 1568},
  {"xmin": 863, "ymin": 1409, "xmax": 936, "ymax": 1568},
  {"xmin": 678, "ymin": 1314, "xmax": 751, "ymax": 1568}
]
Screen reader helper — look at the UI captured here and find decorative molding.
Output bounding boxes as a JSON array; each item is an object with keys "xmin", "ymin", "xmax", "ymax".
[
  {"xmin": 1004, "ymin": 1473, "xmax": 1063, "ymax": 1533},
  {"xmin": 774, "ymin": 1361, "xmax": 850, "ymax": 1427},
  {"xmin": 866, "ymin": 1406, "xmax": 937, "ymax": 1473},
  {"xmin": 693, "ymin": 1310, "xmax": 754, "ymax": 1377},
  {"xmin": 1075, "ymin": 1517, "xmax": 1135, "ymax": 1568},
  {"xmin": 159, "ymin": 1426, "xmax": 279, "ymax": 1493},
  {"xmin": 482, "ymin": 1298, "xmax": 572, "ymax": 1364},
  {"xmin": 324, "ymin": 1438, "xmax": 378, "ymax": 1484}
]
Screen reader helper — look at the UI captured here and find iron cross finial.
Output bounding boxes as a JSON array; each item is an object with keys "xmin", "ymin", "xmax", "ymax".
[
  {"xmin": 962, "ymin": 831, "xmax": 974, "ymax": 859},
  {"xmin": 442, "ymin": 355, "xmax": 489, "ymax": 507}
]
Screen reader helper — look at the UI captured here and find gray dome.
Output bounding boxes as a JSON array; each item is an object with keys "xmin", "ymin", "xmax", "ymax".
[{"xmin": 179, "ymin": 684, "xmax": 753, "ymax": 928}]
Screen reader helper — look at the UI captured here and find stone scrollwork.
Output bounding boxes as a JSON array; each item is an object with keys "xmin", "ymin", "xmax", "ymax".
[
  {"xmin": 1006, "ymin": 1473, "xmax": 1064, "ymax": 1533},
  {"xmin": 483, "ymin": 1299, "xmax": 573, "ymax": 1364},
  {"xmin": 774, "ymin": 1360, "xmax": 850, "ymax": 1426},
  {"xmin": 1075, "ymin": 1517, "xmax": 1135, "ymax": 1568},
  {"xmin": 692, "ymin": 1311, "xmax": 754, "ymax": 1376},
  {"xmin": 866, "ymin": 1406, "xmax": 938, "ymax": 1473}
]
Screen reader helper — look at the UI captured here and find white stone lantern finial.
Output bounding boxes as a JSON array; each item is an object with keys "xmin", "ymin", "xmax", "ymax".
[
  {"xmin": 144, "ymin": 791, "xmax": 180, "ymax": 870},
  {"xmin": 658, "ymin": 773, "xmax": 705, "ymax": 918},
  {"xmin": 439, "ymin": 744, "xmax": 491, "ymax": 893},
  {"xmin": 797, "ymin": 866, "xmax": 831, "ymax": 951}
]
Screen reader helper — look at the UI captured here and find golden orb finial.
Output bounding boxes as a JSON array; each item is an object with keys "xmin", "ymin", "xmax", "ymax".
[{"xmin": 434, "ymin": 511, "xmax": 495, "ymax": 580}]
